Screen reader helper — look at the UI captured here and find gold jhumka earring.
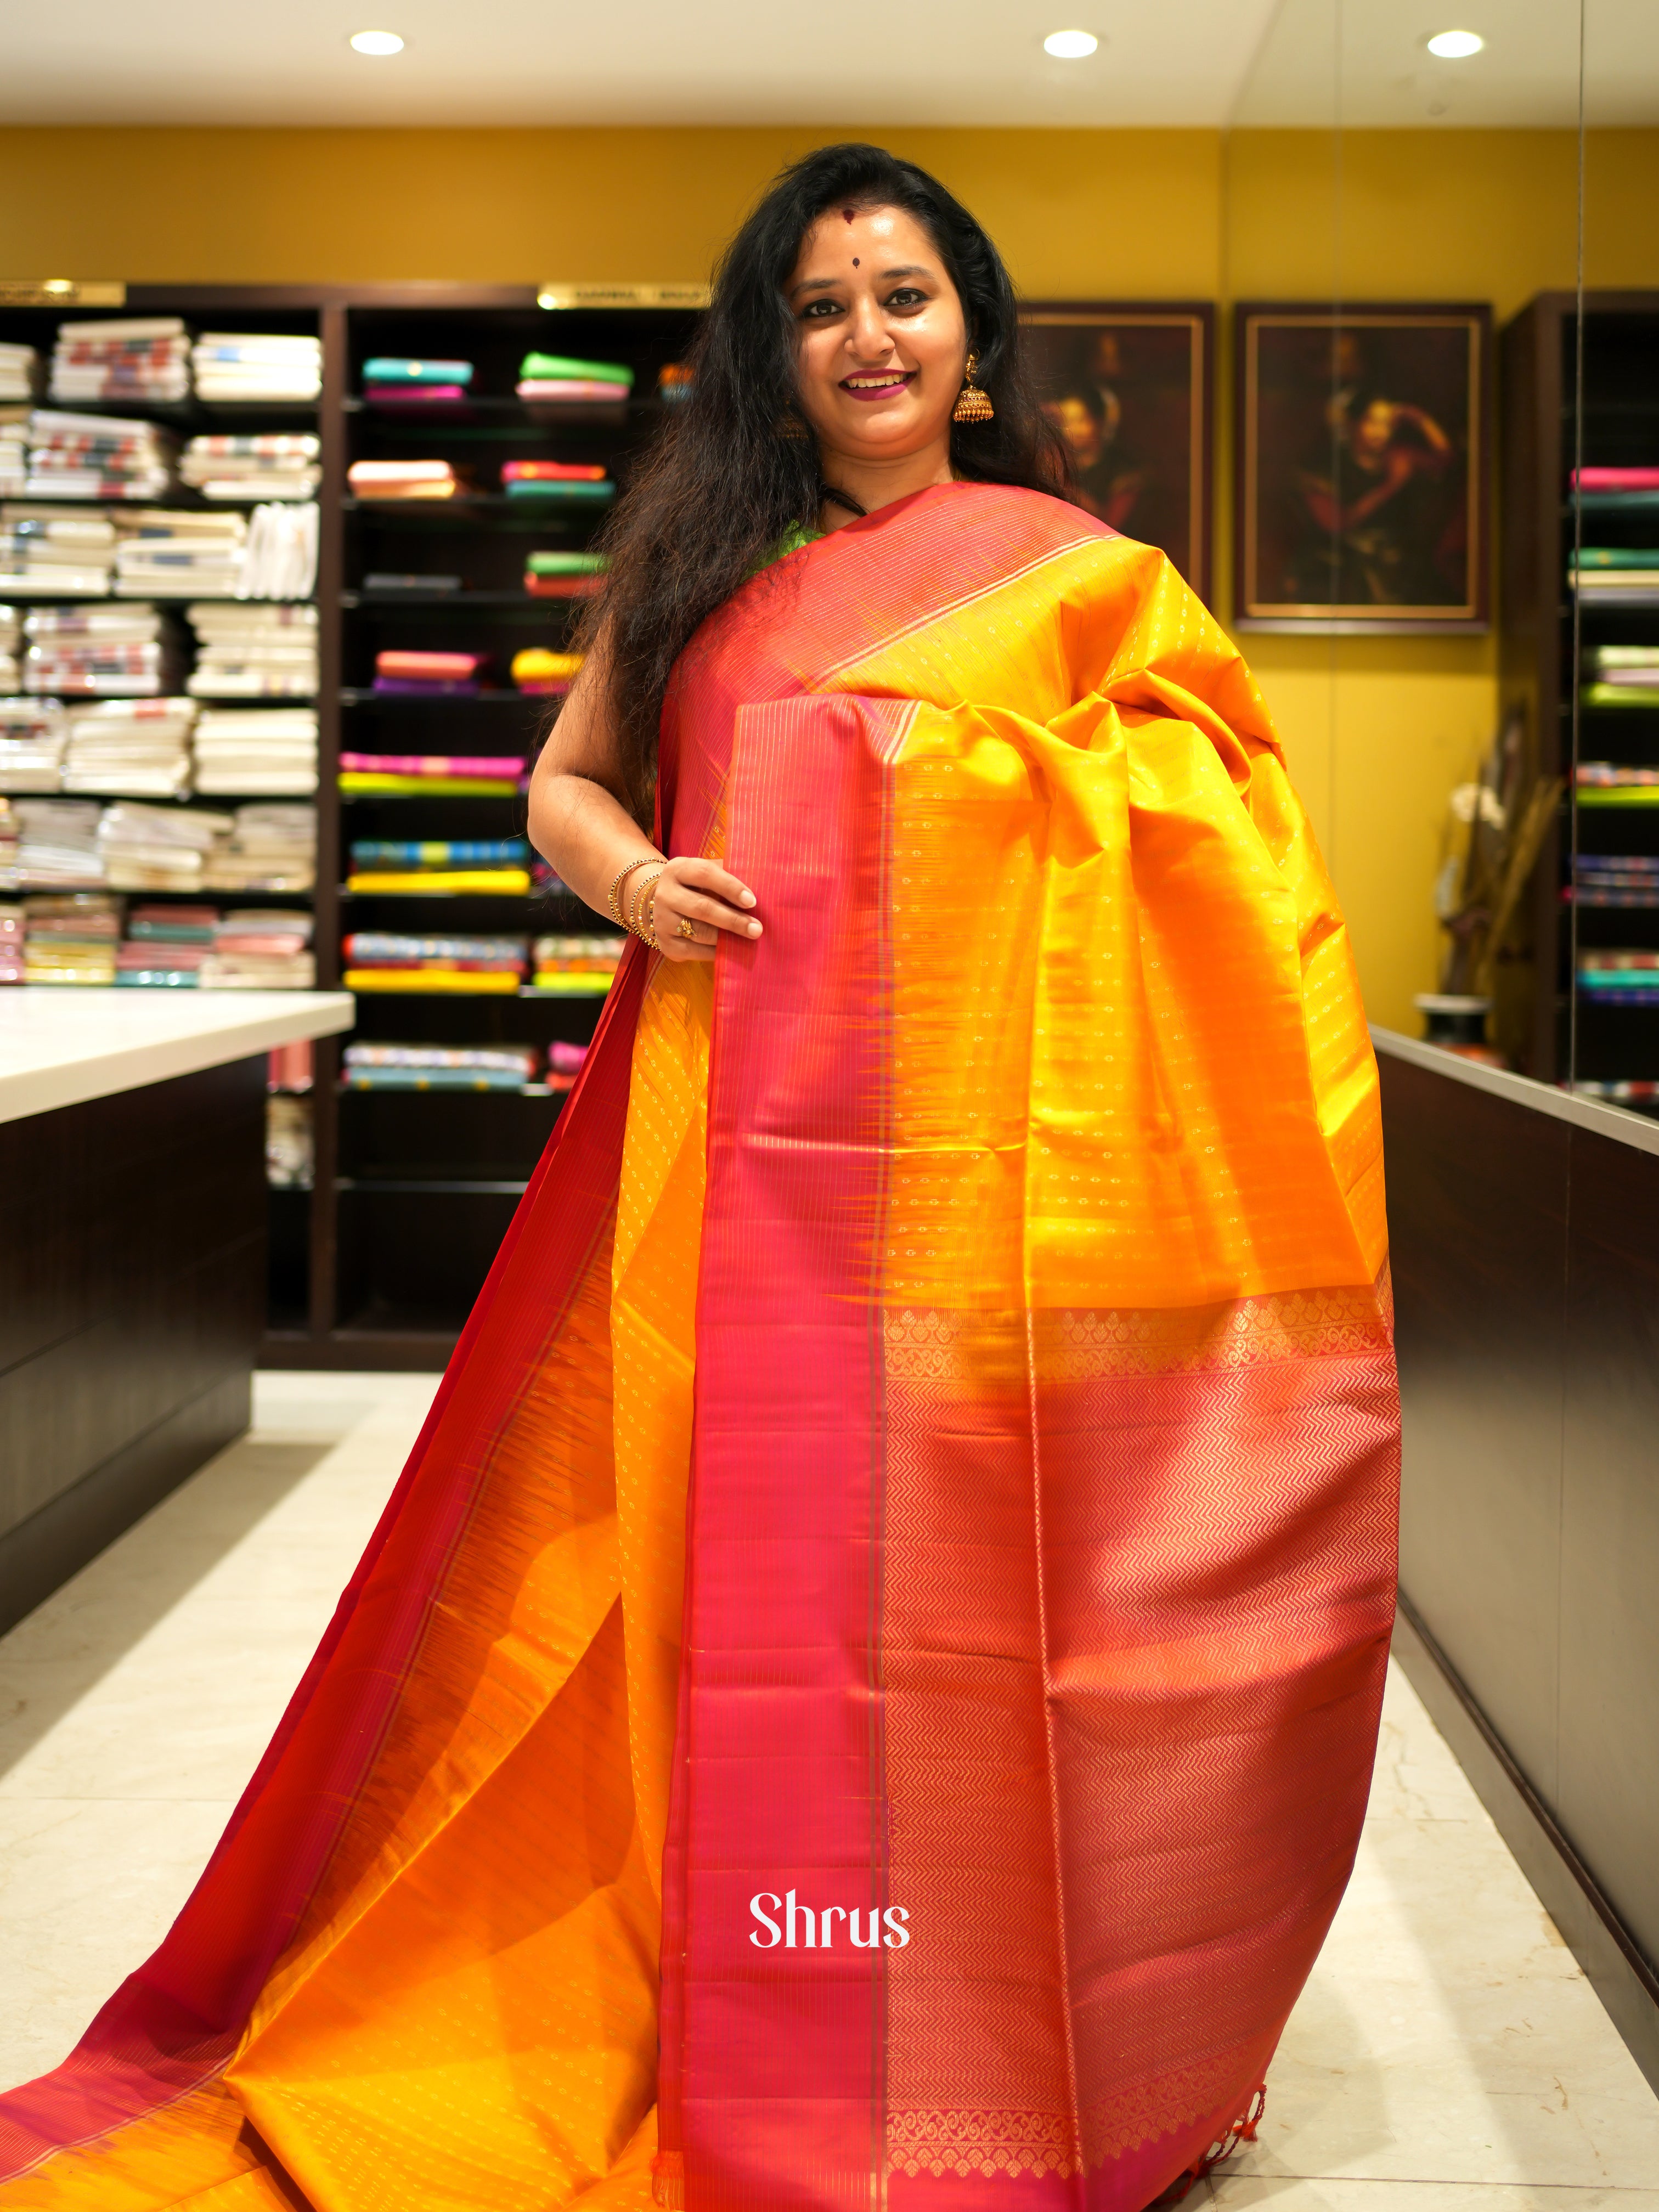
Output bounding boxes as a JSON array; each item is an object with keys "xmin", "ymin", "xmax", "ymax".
[{"xmin": 952, "ymin": 352, "xmax": 994, "ymax": 424}]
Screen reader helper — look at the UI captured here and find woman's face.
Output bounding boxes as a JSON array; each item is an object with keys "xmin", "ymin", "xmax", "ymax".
[{"xmin": 786, "ymin": 203, "xmax": 969, "ymax": 463}]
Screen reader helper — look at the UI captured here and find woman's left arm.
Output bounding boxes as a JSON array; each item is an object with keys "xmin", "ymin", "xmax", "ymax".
[{"xmin": 526, "ymin": 628, "xmax": 761, "ymax": 962}]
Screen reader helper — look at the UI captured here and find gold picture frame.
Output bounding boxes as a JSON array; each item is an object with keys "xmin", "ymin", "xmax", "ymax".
[
  {"xmin": 1234, "ymin": 303, "xmax": 1492, "ymax": 632},
  {"xmin": 1022, "ymin": 302, "xmax": 1214, "ymax": 603}
]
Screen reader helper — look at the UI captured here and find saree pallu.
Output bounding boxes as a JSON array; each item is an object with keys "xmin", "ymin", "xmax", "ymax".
[{"xmin": 0, "ymin": 482, "xmax": 1398, "ymax": 2212}]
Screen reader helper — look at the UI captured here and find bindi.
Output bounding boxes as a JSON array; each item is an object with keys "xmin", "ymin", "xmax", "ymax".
[
  {"xmin": 843, "ymin": 207, "xmax": 856, "ymax": 223},
  {"xmin": 852, "ymin": 257, "xmax": 859, "ymax": 267}
]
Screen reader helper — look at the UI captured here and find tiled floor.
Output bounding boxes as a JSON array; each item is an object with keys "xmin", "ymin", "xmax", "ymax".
[{"xmin": 3, "ymin": 1372, "xmax": 1658, "ymax": 2208}]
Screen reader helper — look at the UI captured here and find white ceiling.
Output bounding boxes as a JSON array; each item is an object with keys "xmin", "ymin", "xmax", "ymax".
[{"xmin": 0, "ymin": 0, "xmax": 1651, "ymax": 128}]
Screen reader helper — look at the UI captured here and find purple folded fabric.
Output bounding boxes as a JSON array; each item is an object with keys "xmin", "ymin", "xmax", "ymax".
[{"xmin": 370, "ymin": 678, "xmax": 482, "ymax": 696}]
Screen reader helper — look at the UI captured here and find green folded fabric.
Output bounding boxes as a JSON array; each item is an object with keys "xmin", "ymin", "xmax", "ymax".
[
  {"xmin": 504, "ymin": 481, "xmax": 616, "ymax": 502},
  {"xmin": 526, "ymin": 551, "xmax": 609, "ymax": 575},
  {"xmin": 518, "ymin": 353, "xmax": 634, "ymax": 388},
  {"xmin": 1582, "ymin": 683, "xmax": 1659, "ymax": 708},
  {"xmin": 1575, "ymin": 547, "xmax": 1659, "ymax": 568}
]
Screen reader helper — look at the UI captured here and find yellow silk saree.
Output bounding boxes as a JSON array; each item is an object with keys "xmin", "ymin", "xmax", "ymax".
[{"xmin": 0, "ymin": 482, "xmax": 1398, "ymax": 2212}]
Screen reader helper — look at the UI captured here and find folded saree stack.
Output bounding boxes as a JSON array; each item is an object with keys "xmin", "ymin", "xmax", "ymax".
[
  {"xmin": 98, "ymin": 799, "xmax": 230, "ymax": 892},
  {"xmin": 342, "ymin": 1041, "xmax": 539, "ymax": 1091},
  {"xmin": 117, "ymin": 904, "xmax": 218, "ymax": 988},
  {"xmin": 0, "ymin": 701, "xmax": 65, "ymax": 793},
  {"xmin": 500, "ymin": 460, "xmax": 614, "ymax": 506},
  {"xmin": 180, "ymin": 433, "xmax": 322, "ymax": 501},
  {"xmin": 49, "ymin": 318, "xmax": 189, "ymax": 403},
  {"xmin": 1578, "ymin": 761, "xmax": 1659, "ymax": 803},
  {"xmin": 18, "ymin": 804, "xmax": 104, "ymax": 887},
  {"xmin": 341, "ymin": 928, "xmax": 527, "ymax": 992},
  {"xmin": 511, "ymin": 646, "xmax": 583, "ymax": 694},
  {"xmin": 373, "ymin": 647, "xmax": 487, "ymax": 696},
  {"xmin": 0, "ymin": 602, "xmax": 15, "ymax": 691},
  {"xmin": 21, "ymin": 889, "xmax": 118, "ymax": 980},
  {"xmin": 347, "ymin": 834, "xmax": 530, "ymax": 894},
  {"xmin": 516, "ymin": 351, "xmax": 633, "ymax": 416},
  {"xmin": 193, "ymin": 707, "xmax": 319, "ymax": 794},
  {"xmin": 0, "ymin": 507, "xmax": 117, "ymax": 595},
  {"xmin": 524, "ymin": 549, "xmax": 606, "ymax": 598},
  {"xmin": 199, "ymin": 907, "xmax": 315, "ymax": 989},
  {"xmin": 1571, "ymin": 547, "xmax": 1659, "ymax": 604},
  {"xmin": 528, "ymin": 932, "xmax": 624, "ymax": 991},
  {"xmin": 204, "ymin": 802, "xmax": 317, "ymax": 893},
  {"xmin": 363, "ymin": 357, "xmax": 474, "ymax": 408},
  {"xmin": 60, "ymin": 698, "xmax": 197, "ymax": 796},
  {"xmin": 1570, "ymin": 854, "xmax": 1659, "ymax": 906},
  {"xmin": 0, "ymin": 414, "xmax": 26, "ymax": 496},
  {"xmin": 25, "ymin": 410, "xmax": 177, "ymax": 499},
  {"xmin": 191, "ymin": 333, "xmax": 323, "ymax": 402},
  {"xmin": 347, "ymin": 458, "xmax": 460, "ymax": 500},
  {"xmin": 0, "ymin": 896, "xmax": 19, "ymax": 978},
  {"xmin": 23, "ymin": 606, "xmax": 180, "ymax": 695},
  {"xmin": 188, "ymin": 603, "xmax": 319, "ymax": 698},
  {"xmin": 337, "ymin": 749, "xmax": 523, "ymax": 796},
  {"xmin": 114, "ymin": 510, "xmax": 247, "ymax": 597},
  {"xmin": 1577, "ymin": 949, "xmax": 1659, "ymax": 1002},
  {"xmin": 0, "ymin": 345, "xmax": 40, "ymax": 403}
]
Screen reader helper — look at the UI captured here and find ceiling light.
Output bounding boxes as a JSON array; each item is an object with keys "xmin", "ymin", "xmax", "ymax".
[
  {"xmin": 349, "ymin": 29, "xmax": 405, "ymax": 55},
  {"xmin": 1043, "ymin": 29, "xmax": 1099, "ymax": 58},
  {"xmin": 1426, "ymin": 29, "xmax": 1484, "ymax": 58}
]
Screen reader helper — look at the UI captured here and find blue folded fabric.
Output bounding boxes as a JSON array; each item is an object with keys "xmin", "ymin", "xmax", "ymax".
[{"xmin": 362, "ymin": 358, "xmax": 475, "ymax": 387}]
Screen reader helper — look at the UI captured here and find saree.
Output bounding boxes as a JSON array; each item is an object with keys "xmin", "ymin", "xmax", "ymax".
[{"xmin": 0, "ymin": 482, "xmax": 1398, "ymax": 2212}]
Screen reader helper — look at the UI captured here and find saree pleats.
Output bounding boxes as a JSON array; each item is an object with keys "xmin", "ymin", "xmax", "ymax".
[{"xmin": 0, "ymin": 484, "xmax": 1397, "ymax": 2212}]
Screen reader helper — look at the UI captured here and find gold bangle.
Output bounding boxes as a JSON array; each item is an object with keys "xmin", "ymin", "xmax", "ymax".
[
  {"xmin": 628, "ymin": 865, "xmax": 667, "ymax": 944},
  {"xmin": 607, "ymin": 855, "xmax": 661, "ymax": 930}
]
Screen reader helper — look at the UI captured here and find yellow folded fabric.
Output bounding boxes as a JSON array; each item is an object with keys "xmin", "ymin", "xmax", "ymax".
[
  {"xmin": 347, "ymin": 870, "xmax": 531, "ymax": 894},
  {"xmin": 344, "ymin": 968, "xmax": 522, "ymax": 994}
]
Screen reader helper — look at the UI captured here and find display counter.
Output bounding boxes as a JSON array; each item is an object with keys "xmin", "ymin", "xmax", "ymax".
[
  {"xmin": 1376, "ymin": 1028, "xmax": 1659, "ymax": 2094},
  {"xmin": 0, "ymin": 990, "xmax": 353, "ymax": 1633}
]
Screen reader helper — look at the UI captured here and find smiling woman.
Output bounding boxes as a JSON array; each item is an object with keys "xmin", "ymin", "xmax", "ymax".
[{"xmin": 0, "ymin": 140, "xmax": 1399, "ymax": 2212}]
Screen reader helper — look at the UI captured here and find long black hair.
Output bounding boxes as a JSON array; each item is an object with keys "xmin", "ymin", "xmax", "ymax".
[{"xmin": 579, "ymin": 141, "xmax": 1076, "ymax": 817}]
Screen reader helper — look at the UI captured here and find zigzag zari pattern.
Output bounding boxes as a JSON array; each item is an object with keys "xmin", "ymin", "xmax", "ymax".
[{"xmin": 882, "ymin": 1267, "xmax": 1393, "ymax": 1388}]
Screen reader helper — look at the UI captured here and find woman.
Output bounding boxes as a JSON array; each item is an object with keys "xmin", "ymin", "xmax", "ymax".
[{"xmin": 0, "ymin": 145, "xmax": 1398, "ymax": 2212}]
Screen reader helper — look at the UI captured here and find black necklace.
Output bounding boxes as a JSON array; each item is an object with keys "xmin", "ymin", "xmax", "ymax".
[{"xmin": 818, "ymin": 482, "xmax": 867, "ymax": 520}]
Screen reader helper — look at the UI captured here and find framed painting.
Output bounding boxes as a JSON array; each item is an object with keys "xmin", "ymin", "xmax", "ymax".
[
  {"xmin": 1022, "ymin": 302, "xmax": 1214, "ymax": 603},
  {"xmin": 1233, "ymin": 302, "xmax": 1492, "ymax": 631}
]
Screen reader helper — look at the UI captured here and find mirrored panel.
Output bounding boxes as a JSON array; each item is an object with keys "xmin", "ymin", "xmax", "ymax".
[{"xmin": 1222, "ymin": 0, "xmax": 1586, "ymax": 1073}]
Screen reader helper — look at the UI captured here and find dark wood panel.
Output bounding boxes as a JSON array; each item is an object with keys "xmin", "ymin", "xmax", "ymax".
[
  {"xmin": 0, "ymin": 1060, "xmax": 264, "ymax": 1380},
  {"xmin": 0, "ymin": 1370, "xmax": 251, "ymax": 1638},
  {"xmin": 1, "ymin": 1234, "xmax": 263, "ymax": 1536},
  {"xmin": 1559, "ymin": 1127, "xmax": 1659, "ymax": 1970},
  {"xmin": 0, "ymin": 1060, "xmax": 266, "ymax": 1554},
  {"xmin": 1381, "ymin": 1053, "xmax": 1570, "ymax": 1808}
]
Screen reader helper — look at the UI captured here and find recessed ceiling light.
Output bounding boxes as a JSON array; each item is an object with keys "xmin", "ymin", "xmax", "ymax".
[
  {"xmin": 1043, "ymin": 29, "xmax": 1099, "ymax": 59},
  {"xmin": 349, "ymin": 29, "xmax": 405, "ymax": 55},
  {"xmin": 1426, "ymin": 29, "xmax": 1484, "ymax": 58}
]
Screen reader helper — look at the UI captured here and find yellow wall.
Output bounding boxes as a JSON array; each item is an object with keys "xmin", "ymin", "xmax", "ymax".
[{"xmin": 4, "ymin": 122, "xmax": 1658, "ymax": 1028}]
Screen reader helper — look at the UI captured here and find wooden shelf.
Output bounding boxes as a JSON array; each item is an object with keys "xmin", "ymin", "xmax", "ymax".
[{"xmin": 0, "ymin": 281, "xmax": 702, "ymax": 1367}]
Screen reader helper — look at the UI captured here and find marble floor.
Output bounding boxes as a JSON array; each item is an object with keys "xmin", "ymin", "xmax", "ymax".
[{"xmin": 2, "ymin": 1373, "xmax": 1658, "ymax": 2209}]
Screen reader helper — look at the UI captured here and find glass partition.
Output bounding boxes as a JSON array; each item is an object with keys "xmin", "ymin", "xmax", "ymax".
[
  {"xmin": 1221, "ymin": 0, "xmax": 1588, "ymax": 1078},
  {"xmin": 1570, "ymin": 2, "xmax": 1659, "ymax": 1110}
]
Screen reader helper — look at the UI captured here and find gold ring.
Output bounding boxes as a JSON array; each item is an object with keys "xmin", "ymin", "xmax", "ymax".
[{"xmin": 675, "ymin": 916, "xmax": 697, "ymax": 940}]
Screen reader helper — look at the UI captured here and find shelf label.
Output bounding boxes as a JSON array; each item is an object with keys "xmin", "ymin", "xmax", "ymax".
[
  {"xmin": 535, "ymin": 281, "xmax": 709, "ymax": 311},
  {"xmin": 0, "ymin": 279, "xmax": 127, "ymax": 307}
]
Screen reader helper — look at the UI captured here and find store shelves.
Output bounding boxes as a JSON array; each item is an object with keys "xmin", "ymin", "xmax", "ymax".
[
  {"xmin": 1502, "ymin": 291, "xmax": 1659, "ymax": 1085},
  {"xmin": 1, "ymin": 282, "xmax": 698, "ymax": 1367}
]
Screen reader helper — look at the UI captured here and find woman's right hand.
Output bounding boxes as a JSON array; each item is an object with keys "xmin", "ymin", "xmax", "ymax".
[{"xmin": 644, "ymin": 856, "xmax": 763, "ymax": 963}]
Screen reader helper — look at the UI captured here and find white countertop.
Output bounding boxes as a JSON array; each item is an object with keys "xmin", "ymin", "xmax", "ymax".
[
  {"xmin": 1372, "ymin": 1025, "xmax": 1659, "ymax": 1161},
  {"xmin": 0, "ymin": 990, "xmax": 354, "ymax": 1125}
]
